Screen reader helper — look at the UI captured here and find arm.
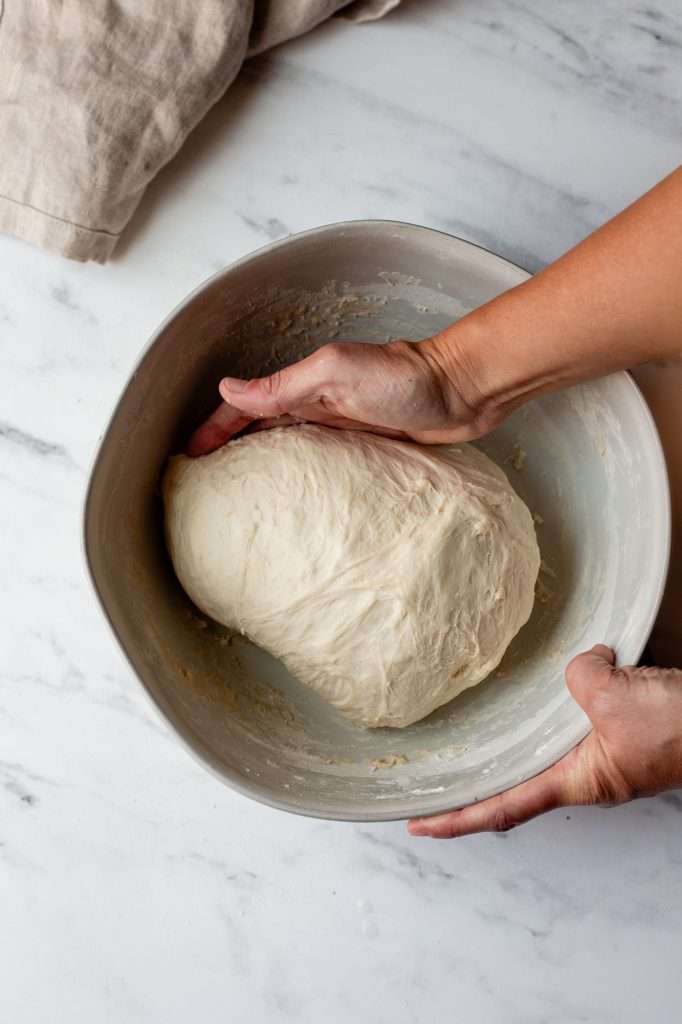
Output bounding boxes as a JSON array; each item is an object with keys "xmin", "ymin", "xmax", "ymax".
[
  {"xmin": 187, "ymin": 167, "xmax": 682, "ymax": 455},
  {"xmin": 424, "ymin": 165, "xmax": 682, "ymax": 427}
]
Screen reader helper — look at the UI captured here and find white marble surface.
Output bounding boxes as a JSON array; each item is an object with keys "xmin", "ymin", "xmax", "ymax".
[{"xmin": 1, "ymin": 3, "xmax": 682, "ymax": 1021}]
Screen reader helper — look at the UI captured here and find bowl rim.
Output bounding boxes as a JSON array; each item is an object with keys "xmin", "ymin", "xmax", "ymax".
[{"xmin": 82, "ymin": 219, "xmax": 672, "ymax": 822}]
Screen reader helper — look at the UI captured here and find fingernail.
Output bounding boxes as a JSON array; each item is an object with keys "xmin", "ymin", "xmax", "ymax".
[
  {"xmin": 220, "ymin": 376, "xmax": 249, "ymax": 394},
  {"xmin": 408, "ymin": 823, "xmax": 428, "ymax": 837}
]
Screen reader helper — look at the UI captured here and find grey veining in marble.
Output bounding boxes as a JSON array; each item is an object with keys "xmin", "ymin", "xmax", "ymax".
[{"xmin": 1, "ymin": 2, "xmax": 681, "ymax": 1021}]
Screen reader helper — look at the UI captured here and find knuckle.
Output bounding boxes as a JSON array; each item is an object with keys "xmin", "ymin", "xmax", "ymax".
[
  {"xmin": 491, "ymin": 804, "xmax": 517, "ymax": 833},
  {"xmin": 637, "ymin": 665, "xmax": 676, "ymax": 683},
  {"xmin": 588, "ymin": 669, "xmax": 633, "ymax": 718},
  {"xmin": 609, "ymin": 667, "xmax": 633, "ymax": 686},
  {"xmin": 261, "ymin": 371, "xmax": 282, "ymax": 397},
  {"xmin": 316, "ymin": 341, "xmax": 345, "ymax": 372}
]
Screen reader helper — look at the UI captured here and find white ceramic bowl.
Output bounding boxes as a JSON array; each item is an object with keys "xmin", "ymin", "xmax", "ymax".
[{"xmin": 84, "ymin": 222, "xmax": 670, "ymax": 821}]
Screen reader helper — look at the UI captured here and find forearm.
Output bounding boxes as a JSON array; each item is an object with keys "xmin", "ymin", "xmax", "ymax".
[{"xmin": 425, "ymin": 167, "xmax": 682, "ymax": 419}]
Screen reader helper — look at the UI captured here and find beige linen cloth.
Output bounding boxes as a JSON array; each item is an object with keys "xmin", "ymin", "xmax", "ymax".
[{"xmin": 0, "ymin": 0, "xmax": 398, "ymax": 262}]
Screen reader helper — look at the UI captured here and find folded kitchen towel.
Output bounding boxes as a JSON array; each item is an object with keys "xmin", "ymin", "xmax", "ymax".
[{"xmin": 0, "ymin": 0, "xmax": 399, "ymax": 262}]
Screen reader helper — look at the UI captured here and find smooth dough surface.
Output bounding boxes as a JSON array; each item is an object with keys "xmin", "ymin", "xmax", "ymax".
[{"xmin": 163, "ymin": 425, "xmax": 540, "ymax": 728}]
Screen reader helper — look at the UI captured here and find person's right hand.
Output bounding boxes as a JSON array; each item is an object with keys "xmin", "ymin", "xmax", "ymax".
[
  {"xmin": 409, "ymin": 646, "xmax": 682, "ymax": 838},
  {"xmin": 186, "ymin": 338, "xmax": 499, "ymax": 456}
]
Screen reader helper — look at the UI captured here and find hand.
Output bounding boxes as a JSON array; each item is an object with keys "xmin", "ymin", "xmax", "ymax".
[
  {"xmin": 409, "ymin": 645, "xmax": 682, "ymax": 838},
  {"xmin": 185, "ymin": 339, "xmax": 498, "ymax": 456},
  {"xmin": 187, "ymin": 169, "xmax": 682, "ymax": 458}
]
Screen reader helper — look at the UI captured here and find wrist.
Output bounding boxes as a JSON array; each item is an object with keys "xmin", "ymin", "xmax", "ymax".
[
  {"xmin": 417, "ymin": 292, "xmax": 529, "ymax": 432},
  {"xmin": 421, "ymin": 274, "xmax": 587, "ymax": 427}
]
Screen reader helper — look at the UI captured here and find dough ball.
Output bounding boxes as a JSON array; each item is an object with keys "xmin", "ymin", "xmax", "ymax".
[{"xmin": 163, "ymin": 425, "xmax": 540, "ymax": 728}]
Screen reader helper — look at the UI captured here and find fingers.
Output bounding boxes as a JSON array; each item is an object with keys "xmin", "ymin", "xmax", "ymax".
[
  {"xmin": 408, "ymin": 761, "xmax": 571, "ymax": 839},
  {"xmin": 245, "ymin": 413, "xmax": 408, "ymax": 439},
  {"xmin": 565, "ymin": 643, "xmax": 618, "ymax": 707},
  {"xmin": 185, "ymin": 401, "xmax": 253, "ymax": 457},
  {"xmin": 220, "ymin": 344, "xmax": 345, "ymax": 418},
  {"xmin": 410, "ymin": 643, "xmax": 634, "ymax": 838},
  {"xmin": 185, "ymin": 341, "xmax": 378, "ymax": 457}
]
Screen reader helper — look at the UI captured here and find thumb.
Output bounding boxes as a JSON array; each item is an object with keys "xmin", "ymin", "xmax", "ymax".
[
  {"xmin": 219, "ymin": 345, "xmax": 341, "ymax": 418},
  {"xmin": 409, "ymin": 644, "xmax": 621, "ymax": 839},
  {"xmin": 565, "ymin": 643, "xmax": 618, "ymax": 709}
]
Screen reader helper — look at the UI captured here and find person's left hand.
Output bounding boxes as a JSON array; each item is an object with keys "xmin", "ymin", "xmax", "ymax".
[{"xmin": 408, "ymin": 644, "xmax": 682, "ymax": 838}]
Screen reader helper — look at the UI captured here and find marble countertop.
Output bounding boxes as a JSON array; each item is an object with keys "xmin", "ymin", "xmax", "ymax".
[{"xmin": 2, "ymin": 3, "xmax": 681, "ymax": 1021}]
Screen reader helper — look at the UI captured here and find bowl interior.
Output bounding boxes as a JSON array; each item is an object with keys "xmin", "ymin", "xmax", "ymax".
[{"xmin": 84, "ymin": 222, "xmax": 669, "ymax": 820}]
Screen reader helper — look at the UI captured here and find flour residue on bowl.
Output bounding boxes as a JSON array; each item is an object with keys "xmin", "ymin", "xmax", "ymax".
[{"xmin": 164, "ymin": 273, "xmax": 613, "ymax": 811}]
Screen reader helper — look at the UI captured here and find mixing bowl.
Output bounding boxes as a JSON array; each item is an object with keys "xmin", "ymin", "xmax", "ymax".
[{"xmin": 84, "ymin": 221, "xmax": 670, "ymax": 821}]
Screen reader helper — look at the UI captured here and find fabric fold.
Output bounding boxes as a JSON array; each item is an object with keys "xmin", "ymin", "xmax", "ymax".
[{"xmin": 0, "ymin": 0, "xmax": 399, "ymax": 262}]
